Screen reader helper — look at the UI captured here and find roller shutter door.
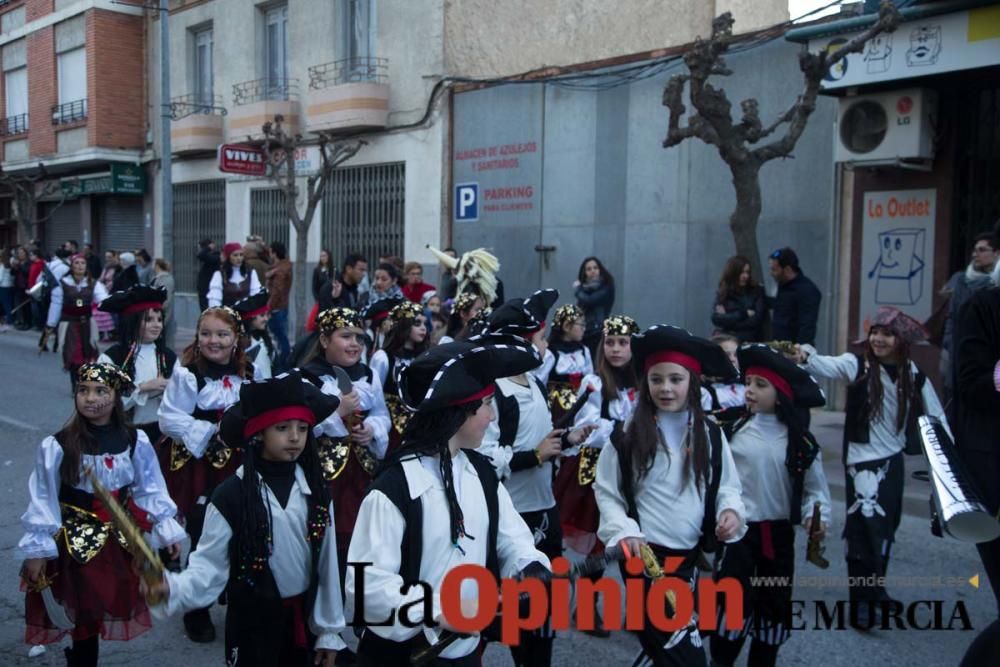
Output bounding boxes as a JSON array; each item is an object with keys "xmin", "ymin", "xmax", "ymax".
[{"xmin": 97, "ymin": 198, "xmax": 145, "ymax": 255}]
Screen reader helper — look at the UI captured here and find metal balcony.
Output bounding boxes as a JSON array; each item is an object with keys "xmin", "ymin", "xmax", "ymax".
[
  {"xmin": 232, "ymin": 78, "xmax": 299, "ymax": 106},
  {"xmin": 169, "ymin": 93, "xmax": 227, "ymax": 120},
  {"xmin": 228, "ymin": 78, "xmax": 300, "ymax": 141},
  {"xmin": 170, "ymin": 94, "xmax": 226, "ymax": 154},
  {"xmin": 305, "ymin": 58, "xmax": 389, "ymax": 134},
  {"xmin": 308, "ymin": 57, "xmax": 388, "ymax": 89},
  {"xmin": 51, "ymin": 99, "xmax": 88, "ymax": 125},
  {"xmin": 0, "ymin": 113, "xmax": 28, "ymax": 137}
]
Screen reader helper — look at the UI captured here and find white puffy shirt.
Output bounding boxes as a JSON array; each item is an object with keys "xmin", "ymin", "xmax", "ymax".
[
  {"xmin": 311, "ymin": 367, "xmax": 390, "ymax": 460},
  {"xmin": 158, "ymin": 365, "xmax": 250, "ymax": 458},
  {"xmin": 564, "ymin": 374, "xmax": 637, "ymax": 457}
]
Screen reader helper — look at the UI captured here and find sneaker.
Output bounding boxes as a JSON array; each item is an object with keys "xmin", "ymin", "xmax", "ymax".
[{"xmin": 183, "ymin": 608, "xmax": 216, "ymax": 643}]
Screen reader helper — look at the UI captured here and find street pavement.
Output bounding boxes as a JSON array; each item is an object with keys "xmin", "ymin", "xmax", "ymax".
[{"xmin": 0, "ymin": 328, "xmax": 995, "ymax": 665}]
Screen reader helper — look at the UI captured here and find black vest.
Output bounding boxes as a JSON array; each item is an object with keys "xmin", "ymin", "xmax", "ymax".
[{"xmin": 843, "ymin": 353, "xmax": 926, "ymax": 464}]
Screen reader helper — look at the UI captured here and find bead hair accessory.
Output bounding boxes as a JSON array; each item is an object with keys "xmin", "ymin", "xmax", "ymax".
[
  {"xmin": 603, "ymin": 314, "xmax": 639, "ymax": 337},
  {"xmin": 389, "ymin": 300, "xmax": 424, "ymax": 325},
  {"xmin": 76, "ymin": 362, "xmax": 134, "ymax": 393},
  {"xmin": 316, "ymin": 307, "xmax": 363, "ymax": 333},
  {"xmin": 452, "ymin": 291, "xmax": 480, "ymax": 313},
  {"xmin": 553, "ymin": 304, "xmax": 584, "ymax": 330}
]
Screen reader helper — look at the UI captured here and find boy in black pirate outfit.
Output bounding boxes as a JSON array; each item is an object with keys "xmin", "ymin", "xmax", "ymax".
[
  {"xmin": 346, "ymin": 336, "xmax": 551, "ymax": 665},
  {"xmin": 146, "ymin": 372, "xmax": 346, "ymax": 666}
]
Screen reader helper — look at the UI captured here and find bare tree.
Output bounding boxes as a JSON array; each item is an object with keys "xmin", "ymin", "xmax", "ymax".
[
  {"xmin": 257, "ymin": 115, "xmax": 365, "ymax": 328},
  {"xmin": 662, "ymin": 0, "xmax": 902, "ymax": 280},
  {"xmin": 0, "ymin": 165, "xmax": 69, "ymax": 243}
]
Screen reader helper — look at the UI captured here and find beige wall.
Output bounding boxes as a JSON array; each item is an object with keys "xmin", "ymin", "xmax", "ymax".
[{"xmin": 444, "ymin": 0, "xmax": 788, "ymax": 77}]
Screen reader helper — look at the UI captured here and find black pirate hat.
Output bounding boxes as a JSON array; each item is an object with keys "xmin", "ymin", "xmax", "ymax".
[
  {"xmin": 233, "ymin": 290, "xmax": 271, "ymax": 321},
  {"xmin": 399, "ymin": 334, "xmax": 540, "ymax": 413},
  {"xmin": 219, "ymin": 371, "xmax": 340, "ymax": 447},
  {"xmin": 97, "ymin": 285, "xmax": 167, "ymax": 315},
  {"xmin": 362, "ymin": 296, "xmax": 405, "ymax": 326},
  {"xmin": 737, "ymin": 343, "xmax": 825, "ymax": 409},
  {"xmin": 631, "ymin": 324, "xmax": 735, "ymax": 379},
  {"xmin": 486, "ymin": 288, "xmax": 559, "ymax": 336}
]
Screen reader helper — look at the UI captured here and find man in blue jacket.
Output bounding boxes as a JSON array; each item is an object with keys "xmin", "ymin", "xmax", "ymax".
[{"xmin": 768, "ymin": 247, "xmax": 821, "ymax": 345}]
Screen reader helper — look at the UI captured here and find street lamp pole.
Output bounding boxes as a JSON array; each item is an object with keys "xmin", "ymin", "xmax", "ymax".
[{"xmin": 160, "ymin": 0, "xmax": 173, "ymax": 264}]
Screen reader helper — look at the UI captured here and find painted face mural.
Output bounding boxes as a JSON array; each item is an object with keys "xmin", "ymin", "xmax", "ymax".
[{"xmin": 868, "ymin": 228, "xmax": 925, "ymax": 306}]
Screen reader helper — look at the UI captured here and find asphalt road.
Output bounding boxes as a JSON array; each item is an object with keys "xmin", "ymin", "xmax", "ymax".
[{"xmin": 0, "ymin": 328, "xmax": 995, "ymax": 665}]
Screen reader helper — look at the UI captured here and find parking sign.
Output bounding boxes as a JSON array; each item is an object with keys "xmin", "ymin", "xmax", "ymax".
[{"xmin": 455, "ymin": 183, "xmax": 479, "ymax": 222}]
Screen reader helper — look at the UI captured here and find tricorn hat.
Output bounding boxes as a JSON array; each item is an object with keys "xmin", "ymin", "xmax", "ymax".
[
  {"xmin": 486, "ymin": 288, "xmax": 559, "ymax": 336},
  {"xmin": 219, "ymin": 371, "xmax": 340, "ymax": 447},
  {"xmin": 737, "ymin": 343, "xmax": 825, "ymax": 409},
  {"xmin": 631, "ymin": 324, "xmax": 735, "ymax": 379},
  {"xmin": 98, "ymin": 285, "xmax": 167, "ymax": 315}
]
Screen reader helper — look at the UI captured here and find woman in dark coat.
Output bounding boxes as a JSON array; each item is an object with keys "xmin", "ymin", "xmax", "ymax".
[
  {"xmin": 712, "ymin": 255, "xmax": 766, "ymax": 342},
  {"xmin": 575, "ymin": 256, "xmax": 615, "ymax": 355}
]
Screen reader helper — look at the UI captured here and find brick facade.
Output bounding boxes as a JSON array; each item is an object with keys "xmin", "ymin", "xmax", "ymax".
[
  {"xmin": 87, "ymin": 9, "xmax": 145, "ymax": 150},
  {"xmin": 26, "ymin": 25, "xmax": 55, "ymax": 156}
]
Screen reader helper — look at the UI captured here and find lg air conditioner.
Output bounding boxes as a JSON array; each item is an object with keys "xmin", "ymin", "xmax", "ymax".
[{"xmin": 835, "ymin": 88, "xmax": 937, "ymax": 168}]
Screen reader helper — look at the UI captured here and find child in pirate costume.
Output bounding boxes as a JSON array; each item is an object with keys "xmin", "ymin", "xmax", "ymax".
[
  {"xmin": 479, "ymin": 289, "xmax": 598, "ymax": 667},
  {"xmin": 362, "ymin": 295, "xmax": 404, "ymax": 359},
  {"xmin": 158, "ymin": 305, "xmax": 260, "ymax": 643},
  {"xmin": 96, "ymin": 285, "xmax": 178, "ymax": 444},
  {"xmin": 593, "ymin": 325, "xmax": 746, "ymax": 667},
  {"xmin": 300, "ymin": 307, "xmax": 390, "ymax": 581},
  {"xmin": 47, "ymin": 253, "xmax": 110, "ymax": 389},
  {"xmin": 537, "ymin": 304, "xmax": 594, "ymax": 424},
  {"xmin": 440, "ymin": 291, "xmax": 485, "ymax": 344},
  {"xmin": 710, "ymin": 344, "xmax": 831, "ymax": 667},
  {"xmin": 346, "ymin": 336, "xmax": 551, "ymax": 665},
  {"xmin": 18, "ymin": 363, "xmax": 184, "ymax": 667},
  {"xmin": 369, "ymin": 300, "xmax": 430, "ymax": 455},
  {"xmin": 552, "ymin": 314, "xmax": 639, "ymax": 636},
  {"xmin": 146, "ymin": 372, "xmax": 347, "ymax": 666},
  {"xmin": 234, "ymin": 289, "xmax": 278, "ymax": 379},
  {"xmin": 791, "ymin": 306, "xmax": 948, "ymax": 628}
]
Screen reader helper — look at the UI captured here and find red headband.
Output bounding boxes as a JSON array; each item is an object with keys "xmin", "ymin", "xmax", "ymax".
[
  {"xmin": 240, "ymin": 304, "xmax": 270, "ymax": 320},
  {"xmin": 448, "ymin": 384, "xmax": 495, "ymax": 407},
  {"xmin": 123, "ymin": 301, "xmax": 163, "ymax": 315},
  {"xmin": 527, "ymin": 320, "xmax": 546, "ymax": 335},
  {"xmin": 371, "ymin": 311, "xmax": 391, "ymax": 323},
  {"xmin": 745, "ymin": 366, "xmax": 793, "ymax": 400},
  {"xmin": 244, "ymin": 405, "xmax": 317, "ymax": 439},
  {"xmin": 644, "ymin": 350, "xmax": 702, "ymax": 375}
]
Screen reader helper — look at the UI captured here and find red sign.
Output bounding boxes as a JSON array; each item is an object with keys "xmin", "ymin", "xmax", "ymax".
[{"xmin": 218, "ymin": 144, "xmax": 267, "ymax": 176}]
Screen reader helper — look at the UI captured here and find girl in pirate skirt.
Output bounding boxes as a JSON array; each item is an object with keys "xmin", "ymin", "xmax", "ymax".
[
  {"xmin": 18, "ymin": 362, "xmax": 184, "ymax": 667},
  {"xmin": 792, "ymin": 306, "xmax": 949, "ymax": 628},
  {"xmin": 594, "ymin": 325, "xmax": 747, "ymax": 667},
  {"xmin": 369, "ymin": 300, "xmax": 430, "ymax": 455},
  {"xmin": 346, "ymin": 336, "xmax": 551, "ymax": 666},
  {"xmin": 47, "ymin": 254, "xmax": 109, "ymax": 389},
  {"xmin": 158, "ymin": 305, "xmax": 260, "ymax": 642},
  {"xmin": 97, "ymin": 285, "xmax": 178, "ymax": 444},
  {"xmin": 538, "ymin": 304, "xmax": 594, "ymax": 424},
  {"xmin": 146, "ymin": 372, "xmax": 347, "ymax": 666},
  {"xmin": 710, "ymin": 344, "xmax": 831, "ymax": 667}
]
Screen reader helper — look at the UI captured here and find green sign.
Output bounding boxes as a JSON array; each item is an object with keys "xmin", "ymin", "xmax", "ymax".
[{"xmin": 61, "ymin": 163, "xmax": 146, "ymax": 198}]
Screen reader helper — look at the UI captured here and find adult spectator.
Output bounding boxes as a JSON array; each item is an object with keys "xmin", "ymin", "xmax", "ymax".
[
  {"xmin": 243, "ymin": 236, "xmax": 270, "ymax": 286},
  {"xmin": 12, "ymin": 247, "xmax": 31, "ymax": 329},
  {"xmin": 438, "ymin": 247, "xmax": 459, "ymax": 300},
  {"xmin": 135, "ymin": 248, "xmax": 153, "ymax": 285},
  {"xmin": 362, "ymin": 261, "xmax": 404, "ymax": 307},
  {"xmin": 196, "ymin": 239, "xmax": 220, "ymax": 311},
  {"xmin": 152, "ymin": 258, "xmax": 176, "ymax": 348},
  {"xmin": 82, "ymin": 243, "xmax": 102, "ymax": 280},
  {"xmin": 953, "ymin": 276, "xmax": 1000, "ymax": 618},
  {"xmin": 0, "ymin": 250, "xmax": 13, "ymax": 332},
  {"xmin": 265, "ymin": 241, "xmax": 293, "ymax": 363},
  {"xmin": 941, "ymin": 229, "xmax": 999, "ymax": 403},
  {"xmin": 574, "ymin": 256, "xmax": 615, "ymax": 354},
  {"xmin": 768, "ymin": 247, "xmax": 821, "ymax": 345},
  {"xmin": 711, "ymin": 255, "xmax": 766, "ymax": 342},
  {"xmin": 100, "ymin": 250, "xmax": 121, "ymax": 294},
  {"xmin": 311, "ymin": 248, "xmax": 334, "ymax": 302},
  {"xmin": 113, "ymin": 251, "xmax": 140, "ymax": 293},
  {"xmin": 27, "ymin": 248, "xmax": 47, "ymax": 330},
  {"xmin": 401, "ymin": 261, "xmax": 435, "ymax": 303},
  {"xmin": 207, "ymin": 242, "xmax": 261, "ymax": 307},
  {"xmin": 318, "ymin": 252, "xmax": 368, "ymax": 311},
  {"xmin": 63, "ymin": 240, "xmax": 79, "ymax": 255}
]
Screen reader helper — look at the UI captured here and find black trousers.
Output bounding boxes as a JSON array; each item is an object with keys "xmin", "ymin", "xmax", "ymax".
[
  {"xmin": 961, "ymin": 445, "xmax": 1000, "ymax": 616},
  {"xmin": 509, "ymin": 506, "xmax": 561, "ymax": 667},
  {"xmin": 844, "ymin": 452, "xmax": 904, "ymax": 604},
  {"xmin": 357, "ymin": 631, "xmax": 481, "ymax": 666}
]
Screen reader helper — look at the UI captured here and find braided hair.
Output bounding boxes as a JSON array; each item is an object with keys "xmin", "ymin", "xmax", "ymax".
[
  {"xmin": 234, "ymin": 430, "xmax": 331, "ymax": 584},
  {"xmin": 116, "ymin": 308, "xmax": 172, "ymax": 380},
  {"xmin": 380, "ymin": 401, "xmax": 483, "ymax": 551}
]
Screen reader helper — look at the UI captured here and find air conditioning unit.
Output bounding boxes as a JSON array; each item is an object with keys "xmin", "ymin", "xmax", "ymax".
[{"xmin": 834, "ymin": 88, "xmax": 937, "ymax": 167}]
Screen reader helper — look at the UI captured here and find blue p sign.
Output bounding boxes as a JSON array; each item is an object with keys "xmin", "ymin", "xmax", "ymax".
[{"xmin": 455, "ymin": 183, "xmax": 479, "ymax": 222}]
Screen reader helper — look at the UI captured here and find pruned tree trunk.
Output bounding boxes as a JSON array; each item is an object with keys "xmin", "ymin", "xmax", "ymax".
[{"xmin": 730, "ymin": 161, "xmax": 763, "ymax": 279}]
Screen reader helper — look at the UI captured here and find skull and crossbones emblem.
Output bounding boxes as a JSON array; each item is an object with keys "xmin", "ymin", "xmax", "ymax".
[{"xmin": 847, "ymin": 462, "xmax": 890, "ymax": 518}]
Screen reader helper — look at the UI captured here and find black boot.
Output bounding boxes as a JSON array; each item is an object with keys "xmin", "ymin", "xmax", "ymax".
[
  {"xmin": 67, "ymin": 636, "xmax": 98, "ymax": 667},
  {"xmin": 183, "ymin": 607, "xmax": 216, "ymax": 643},
  {"xmin": 582, "ymin": 607, "xmax": 610, "ymax": 638}
]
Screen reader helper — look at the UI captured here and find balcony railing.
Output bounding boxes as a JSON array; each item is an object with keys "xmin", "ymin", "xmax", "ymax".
[
  {"xmin": 51, "ymin": 99, "xmax": 88, "ymax": 125},
  {"xmin": 170, "ymin": 93, "xmax": 227, "ymax": 120},
  {"xmin": 232, "ymin": 78, "xmax": 299, "ymax": 106},
  {"xmin": 0, "ymin": 113, "xmax": 28, "ymax": 137},
  {"xmin": 309, "ymin": 57, "xmax": 388, "ymax": 89}
]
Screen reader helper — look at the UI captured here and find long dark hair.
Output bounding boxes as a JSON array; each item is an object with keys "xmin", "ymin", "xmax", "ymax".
[
  {"xmin": 236, "ymin": 430, "xmax": 330, "ymax": 584},
  {"xmin": 383, "ymin": 402, "xmax": 483, "ymax": 548},
  {"xmin": 55, "ymin": 396, "xmax": 135, "ymax": 486},
  {"xmin": 856, "ymin": 326, "xmax": 915, "ymax": 432},
  {"xmin": 116, "ymin": 308, "xmax": 172, "ymax": 379},
  {"xmin": 382, "ymin": 316, "xmax": 430, "ymax": 358},
  {"xmin": 577, "ymin": 256, "xmax": 615, "ymax": 290},
  {"xmin": 181, "ymin": 308, "xmax": 251, "ymax": 379},
  {"xmin": 222, "ymin": 252, "xmax": 246, "ymax": 282},
  {"xmin": 717, "ymin": 255, "xmax": 758, "ymax": 301},
  {"xmin": 595, "ymin": 335, "xmax": 636, "ymax": 403},
  {"xmin": 620, "ymin": 371, "xmax": 710, "ymax": 492}
]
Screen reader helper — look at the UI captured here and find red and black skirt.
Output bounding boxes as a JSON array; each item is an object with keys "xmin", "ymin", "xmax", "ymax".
[
  {"xmin": 553, "ymin": 447, "xmax": 603, "ymax": 555},
  {"xmin": 156, "ymin": 435, "xmax": 241, "ymax": 520},
  {"xmin": 24, "ymin": 505, "xmax": 151, "ymax": 645},
  {"xmin": 61, "ymin": 316, "xmax": 97, "ymax": 371},
  {"xmin": 318, "ymin": 435, "xmax": 376, "ymax": 549}
]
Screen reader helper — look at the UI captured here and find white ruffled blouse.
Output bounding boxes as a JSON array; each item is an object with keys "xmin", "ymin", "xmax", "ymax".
[{"xmin": 158, "ymin": 365, "xmax": 252, "ymax": 458}]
